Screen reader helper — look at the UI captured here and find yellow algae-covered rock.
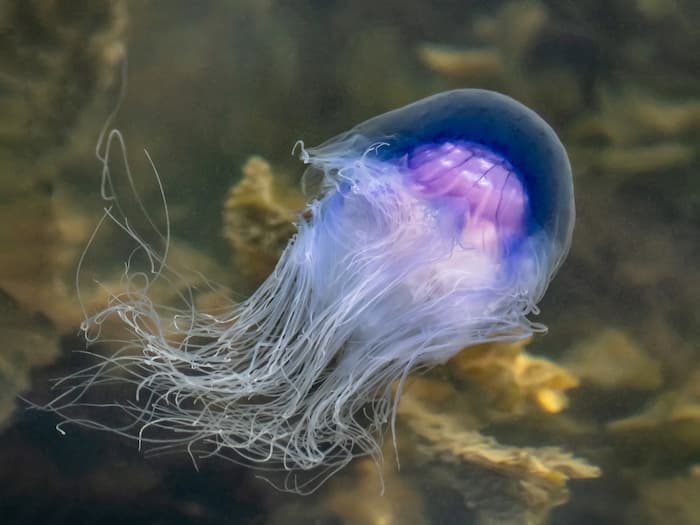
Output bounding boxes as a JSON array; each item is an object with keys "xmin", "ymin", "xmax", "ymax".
[
  {"xmin": 269, "ymin": 369, "xmax": 597, "ymax": 525},
  {"xmin": 0, "ymin": 191, "xmax": 99, "ymax": 334},
  {"xmin": 0, "ymin": 290, "xmax": 60, "ymax": 430},
  {"xmin": 0, "ymin": 0, "xmax": 135, "ymax": 433},
  {"xmin": 562, "ymin": 328, "xmax": 663, "ymax": 391},
  {"xmin": 569, "ymin": 89, "xmax": 700, "ymax": 146},
  {"xmin": 607, "ymin": 366, "xmax": 700, "ymax": 454},
  {"xmin": 416, "ymin": 44, "xmax": 505, "ymax": 80},
  {"xmin": 567, "ymin": 89, "xmax": 700, "ymax": 180},
  {"xmin": 449, "ymin": 339, "xmax": 580, "ymax": 416},
  {"xmin": 222, "ymin": 156, "xmax": 302, "ymax": 289},
  {"xmin": 389, "ymin": 339, "xmax": 595, "ymax": 523},
  {"xmin": 398, "ymin": 392, "xmax": 600, "ymax": 525},
  {"xmin": 399, "ymin": 393, "xmax": 600, "ymax": 482},
  {"xmin": 0, "ymin": 0, "xmax": 127, "ymax": 334},
  {"xmin": 323, "ymin": 458, "xmax": 429, "ymax": 525},
  {"xmin": 267, "ymin": 455, "xmax": 429, "ymax": 525},
  {"xmin": 0, "ymin": 1, "xmax": 127, "ymax": 153},
  {"xmin": 418, "ymin": 1, "xmax": 580, "ymax": 118}
]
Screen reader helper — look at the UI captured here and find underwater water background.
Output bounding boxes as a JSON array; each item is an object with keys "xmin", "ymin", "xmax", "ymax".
[{"xmin": 1, "ymin": 0, "xmax": 699, "ymax": 524}]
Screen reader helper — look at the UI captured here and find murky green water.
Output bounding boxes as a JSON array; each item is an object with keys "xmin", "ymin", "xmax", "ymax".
[{"xmin": 1, "ymin": 1, "xmax": 699, "ymax": 524}]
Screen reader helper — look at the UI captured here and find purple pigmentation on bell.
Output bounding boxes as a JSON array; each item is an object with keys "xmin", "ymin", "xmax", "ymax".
[
  {"xmin": 403, "ymin": 141, "xmax": 527, "ymax": 239},
  {"xmin": 50, "ymin": 89, "xmax": 574, "ymax": 493}
]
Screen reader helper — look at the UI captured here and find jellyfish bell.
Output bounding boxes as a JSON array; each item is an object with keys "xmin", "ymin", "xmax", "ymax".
[
  {"xmin": 300, "ymin": 89, "xmax": 573, "ymax": 354},
  {"xmin": 49, "ymin": 89, "xmax": 574, "ymax": 493}
]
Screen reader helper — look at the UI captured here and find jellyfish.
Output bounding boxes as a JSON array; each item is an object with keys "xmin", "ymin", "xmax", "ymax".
[{"xmin": 49, "ymin": 89, "xmax": 574, "ymax": 492}]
